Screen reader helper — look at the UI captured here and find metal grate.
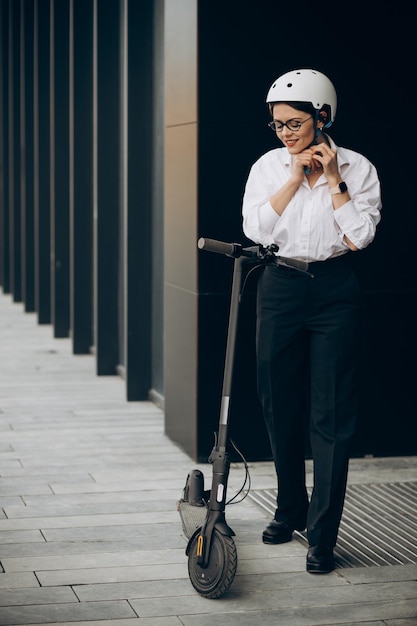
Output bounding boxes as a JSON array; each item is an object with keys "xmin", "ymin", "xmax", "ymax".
[{"xmin": 247, "ymin": 482, "xmax": 417, "ymax": 568}]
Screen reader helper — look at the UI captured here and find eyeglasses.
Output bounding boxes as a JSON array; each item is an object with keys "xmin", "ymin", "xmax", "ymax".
[{"xmin": 268, "ymin": 117, "xmax": 313, "ymax": 132}]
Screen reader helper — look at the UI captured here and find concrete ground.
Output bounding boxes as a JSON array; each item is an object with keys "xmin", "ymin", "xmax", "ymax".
[{"xmin": 0, "ymin": 289, "xmax": 416, "ymax": 626}]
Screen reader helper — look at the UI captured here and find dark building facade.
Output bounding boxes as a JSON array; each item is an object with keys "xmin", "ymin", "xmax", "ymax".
[{"xmin": 1, "ymin": 0, "xmax": 415, "ymax": 462}]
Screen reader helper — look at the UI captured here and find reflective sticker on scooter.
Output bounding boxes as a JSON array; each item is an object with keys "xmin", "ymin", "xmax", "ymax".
[
  {"xmin": 217, "ymin": 484, "xmax": 224, "ymax": 502},
  {"xmin": 197, "ymin": 535, "xmax": 204, "ymax": 556},
  {"xmin": 220, "ymin": 397, "xmax": 230, "ymax": 425}
]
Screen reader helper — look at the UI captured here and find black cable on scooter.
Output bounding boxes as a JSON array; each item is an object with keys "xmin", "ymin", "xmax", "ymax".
[{"xmin": 226, "ymin": 438, "xmax": 251, "ymax": 505}]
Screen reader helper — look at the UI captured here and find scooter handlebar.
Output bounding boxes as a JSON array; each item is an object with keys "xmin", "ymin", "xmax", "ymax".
[
  {"xmin": 197, "ymin": 237, "xmax": 244, "ymax": 258},
  {"xmin": 197, "ymin": 237, "xmax": 310, "ymax": 274}
]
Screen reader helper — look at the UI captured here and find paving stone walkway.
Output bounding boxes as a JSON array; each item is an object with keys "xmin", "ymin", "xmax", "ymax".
[{"xmin": 1, "ymin": 289, "xmax": 417, "ymax": 625}]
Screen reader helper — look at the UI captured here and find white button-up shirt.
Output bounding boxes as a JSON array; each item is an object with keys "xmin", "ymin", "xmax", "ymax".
[{"xmin": 242, "ymin": 136, "xmax": 382, "ymax": 262}]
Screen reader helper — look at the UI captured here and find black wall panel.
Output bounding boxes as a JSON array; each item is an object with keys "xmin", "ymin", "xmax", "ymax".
[
  {"xmin": 34, "ymin": 0, "xmax": 51, "ymax": 324},
  {"xmin": 192, "ymin": 0, "xmax": 416, "ymax": 461},
  {"xmin": 70, "ymin": 0, "xmax": 94, "ymax": 354},
  {"xmin": 50, "ymin": 0, "xmax": 70, "ymax": 338},
  {"xmin": 0, "ymin": 0, "xmax": 10, "ymax": 291},
  {"xmin": 8, "ymin": 0, "xmax": 22, "ymax": 302},
  {"xmin": 94, "ymin": 0, "xmax": 120, "ymax": 375},
  {"xmin": 21, "ymin": 0, "xmax": 35, "ymax": 312}
]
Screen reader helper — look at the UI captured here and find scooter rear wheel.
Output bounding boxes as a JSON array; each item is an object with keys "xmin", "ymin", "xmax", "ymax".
[{"xmin": 187, "ymin": 528, "xmax": 237, "ymax": 599}]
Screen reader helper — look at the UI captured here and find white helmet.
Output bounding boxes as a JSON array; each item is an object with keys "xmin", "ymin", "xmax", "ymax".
[{"xmin": 266, "ymin": 69, "xmax": 337, "ymax": 126}]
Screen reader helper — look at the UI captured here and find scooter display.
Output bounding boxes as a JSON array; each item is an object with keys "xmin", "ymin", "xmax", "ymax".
[{"xmin": 177, "ymin": 237, "xmax": 309, "ymax": 599}]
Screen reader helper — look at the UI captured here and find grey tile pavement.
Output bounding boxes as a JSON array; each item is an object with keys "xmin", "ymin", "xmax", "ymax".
[{"xmin": 0, "ymin": 289, "xmax": 417, "ymax": 626}]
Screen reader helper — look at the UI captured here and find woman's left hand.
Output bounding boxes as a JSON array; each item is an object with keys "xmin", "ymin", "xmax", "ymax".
[{"xmin": 311, "ymin": 143, "xmax": 340, "ymax": 182}]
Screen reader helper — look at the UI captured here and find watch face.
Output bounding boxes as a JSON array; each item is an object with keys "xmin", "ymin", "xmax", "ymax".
[{"xmin": 339, "ymin": 181, "xmax": 348, "ymax": 192}]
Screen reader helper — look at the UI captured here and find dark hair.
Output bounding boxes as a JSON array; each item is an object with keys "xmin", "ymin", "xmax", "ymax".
[
  {"xmin": 269, "ymin": 100, "xmax": 330, "ymax": 125},
  {"xmin": 283, "ymin": 101, "xmax": 316, "ymax": 114}
]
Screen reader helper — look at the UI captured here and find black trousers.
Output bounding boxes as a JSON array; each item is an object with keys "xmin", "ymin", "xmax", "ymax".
[{"xmin": 256, "ymin": 254, "xmax": 360, "ymax": 547}]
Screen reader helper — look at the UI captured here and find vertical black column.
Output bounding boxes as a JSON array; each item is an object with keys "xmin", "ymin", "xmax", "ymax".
[
  {"xmin": 69, "ymin": 0, "xmax": 93, "ymax": 354},
  {"xmin": 21, "ymin": 0, "xmax": 35, "ymax": 312},
  {"xmin": 33, "ymin": 0, "xmax": 51, "ymax": 324},
  {"xmin": 125, "ymin": 0, "xmax": 153, "ymax": 399},
  {"xmin": 8, "ymin": 0, "xmax": 21, "ymax": 302},
  {"xmin": 0, "ymin": 0, "xmax": 10, "ymax": 291},
  {"xmin": 50, "ymin": 0, "xmax": 70, "ymax": 337},
  {"xmin": 94, "ymin": 0, "xmax": 120, "ymax": 374}
]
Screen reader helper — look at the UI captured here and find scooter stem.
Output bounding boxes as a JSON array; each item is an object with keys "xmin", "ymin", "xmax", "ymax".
[
  {"xmin": 218, "ymin": 255, "xmax": 253, "ymax": 442},
  {"xmin": 193, "ymin": 254, "xmax": 256, "ymax": 567}
]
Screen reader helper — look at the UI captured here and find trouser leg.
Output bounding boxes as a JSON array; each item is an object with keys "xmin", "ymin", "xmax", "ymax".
[
  {"xmin": 306, "ymin": 267, "xmax": 360, "ymax": 546},
  {"xmin": 256, "ymin": 267, "xmax": 309, "ymax": 528}
]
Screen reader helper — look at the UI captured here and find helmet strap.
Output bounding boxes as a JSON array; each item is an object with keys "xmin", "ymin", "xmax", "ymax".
[
  {"xmin": 306, "ymin": 110, "xmax": 321, "ymax": 149},
  {"xmin": 304, "ymin": 111, "xmax": 323, "ymax": 175}
]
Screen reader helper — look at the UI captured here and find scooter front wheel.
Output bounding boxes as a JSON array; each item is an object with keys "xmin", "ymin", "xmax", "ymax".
[{"xmin": 187, "ymin": 528, "xmax": 237, "ymax": 599}]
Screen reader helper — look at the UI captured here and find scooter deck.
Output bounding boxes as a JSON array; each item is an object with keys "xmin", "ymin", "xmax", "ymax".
[{"xmin": 176, "ymin": 498, "xmax": 208, "ymax": 539}]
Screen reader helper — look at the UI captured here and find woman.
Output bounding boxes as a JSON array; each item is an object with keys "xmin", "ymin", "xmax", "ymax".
[{"xmin": 242, "ymin": 69, "xmax": 382, "ymax": 573}]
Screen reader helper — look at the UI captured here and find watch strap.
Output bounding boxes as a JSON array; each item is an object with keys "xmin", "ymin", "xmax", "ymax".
[{"xmin": 329, "ymin": 181, "xmax": 348, "ymax": 195}]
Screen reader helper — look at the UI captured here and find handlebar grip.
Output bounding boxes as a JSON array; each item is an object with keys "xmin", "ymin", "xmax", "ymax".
[{"xmin": 197, "ymin": 237, "xmax": 242, "ymax": 257}]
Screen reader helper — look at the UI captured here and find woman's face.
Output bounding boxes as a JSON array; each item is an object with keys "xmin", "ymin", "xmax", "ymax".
[{"xmin": 271, "ymin": 103, "xmax": 316, "ymax": 153}]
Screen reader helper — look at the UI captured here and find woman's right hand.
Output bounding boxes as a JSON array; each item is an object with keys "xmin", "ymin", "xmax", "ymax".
[{"xmin": 293, "ymin": 148, "xmax": 321, "ymax": 176}]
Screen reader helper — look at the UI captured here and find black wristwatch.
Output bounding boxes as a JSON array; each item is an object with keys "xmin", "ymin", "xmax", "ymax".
[{"xmin": 329, "ymin": 181, "xmax": 348, "ymax": 195}]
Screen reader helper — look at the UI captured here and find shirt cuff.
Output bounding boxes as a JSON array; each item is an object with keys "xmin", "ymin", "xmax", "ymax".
[{"xmin": 332, "ymin": 200, "xmax": 357, "ymax": 231}]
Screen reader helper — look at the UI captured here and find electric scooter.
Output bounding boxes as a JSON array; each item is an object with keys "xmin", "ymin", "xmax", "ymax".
[{"xmin": 177, "ymin": 237, "xmax": 309, "ymax": 599}]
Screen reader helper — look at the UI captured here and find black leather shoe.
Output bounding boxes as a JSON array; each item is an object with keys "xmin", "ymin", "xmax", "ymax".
[
  {"xmin": 306, "ymin": 545, "xmax": 335, "ymax": 573},
  {"xmin": 262, "ymin": 520, "xmax": 294, "ymax": 544}
]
